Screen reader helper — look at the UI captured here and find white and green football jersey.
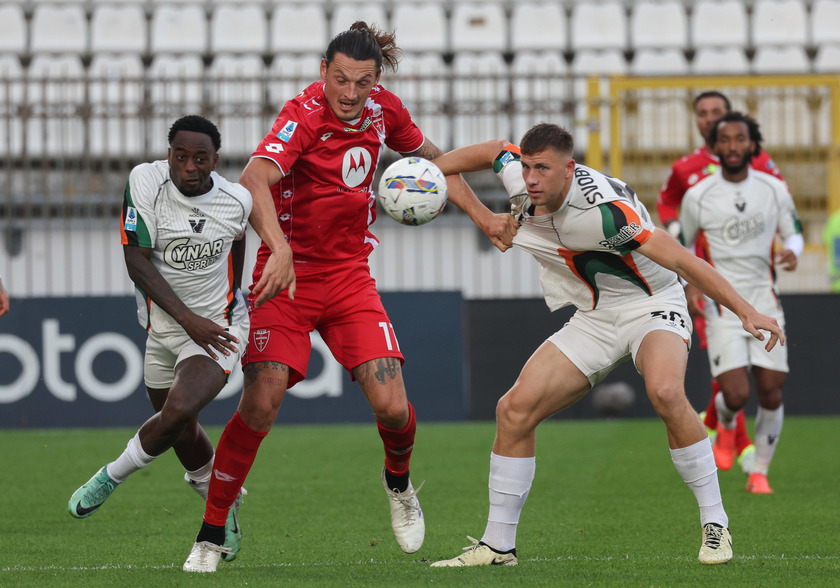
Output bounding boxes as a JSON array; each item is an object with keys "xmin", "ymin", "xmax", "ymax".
[
  {"xmin": 495, "ymin": 152, "xmax": 678, "ymax": 312},
  {"xmin": 680, "ymin": 168, "xmax": 802, "ymax": 297},
  {"xmin": 120, "ymin": 160, "xmax": 252, "ymax": 335}
]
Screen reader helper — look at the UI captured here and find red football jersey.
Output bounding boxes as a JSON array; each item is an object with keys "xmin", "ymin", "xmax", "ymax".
[
  {"xmin": 656, "ymin": 146, "xmax": 784, "ymax": 226},
  {"xmin": 251, "ymin": 81, "xmax": 425, "ymax": 274}
]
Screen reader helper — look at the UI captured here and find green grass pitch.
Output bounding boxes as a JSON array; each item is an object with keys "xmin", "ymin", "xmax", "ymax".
[{"xmin": 2, "ymin": 416, "xmax": 838, "ymax": 587}]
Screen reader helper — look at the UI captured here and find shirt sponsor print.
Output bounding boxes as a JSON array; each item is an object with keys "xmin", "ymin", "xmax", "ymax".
[{"xmin": 342, "ymin": 147, "xmax": 372, "ymax": 188}]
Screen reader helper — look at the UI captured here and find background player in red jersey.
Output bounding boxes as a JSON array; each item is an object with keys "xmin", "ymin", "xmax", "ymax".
[
  {"xmin": 183, "ymin": 22, "xmax": 517, "ymax": 572},
  {"xmin": 657, "ymin": 91, "xmax": 785, "ymax": 474}
]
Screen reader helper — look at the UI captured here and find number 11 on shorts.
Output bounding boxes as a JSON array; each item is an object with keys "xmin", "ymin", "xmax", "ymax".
[{"xmin": 379, "ymin": 322, "xmax": 400, "ymax": 351}]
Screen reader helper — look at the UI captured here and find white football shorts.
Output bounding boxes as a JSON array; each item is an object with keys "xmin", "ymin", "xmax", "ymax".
[
  {"xmin": 548, "ymin": 283, "xmax": 693, "ymax": 387},
  {"xmin": 143, "ymin": 320, "xmax": 249, "ymax": 389},
  {"xmin": 703, "ymin": 288, "xmax": 788, "ymax": 377}
]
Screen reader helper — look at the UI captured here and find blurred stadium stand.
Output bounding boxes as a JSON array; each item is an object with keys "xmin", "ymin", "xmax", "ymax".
[{"xmin": 0, "ymin": 0, "xmax": 836, "ymax": 297}]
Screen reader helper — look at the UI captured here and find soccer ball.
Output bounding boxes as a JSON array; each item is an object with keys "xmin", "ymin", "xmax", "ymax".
[
  {"xmin": 591, "ymin": 382, "xmax": 636, "ymax": 417},
  {"xmin": 377, "ymin": 157, "xmax": 448, "ymax": 226}
]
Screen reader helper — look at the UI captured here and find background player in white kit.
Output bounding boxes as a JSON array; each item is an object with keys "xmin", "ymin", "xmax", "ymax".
[
  {"xmin": 428, "ymin": 123, "xmax": 784, "ymax": 567},
  {"xmin": 680, "ymin": 111, "xmax": 802, "ymax": 495},
  {"xmin": 67, "ymin": 115, "xmax": 262, "ymax": 562}
]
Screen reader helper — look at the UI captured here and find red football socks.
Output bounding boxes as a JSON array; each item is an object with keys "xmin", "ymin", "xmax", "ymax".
[
  {"xmin": 203, "ymin": 412, "xmax": 268, "ymax": 526},
  {"xmin": 377, "ymin": 401, "xmax": 416, "ymax": 478}
]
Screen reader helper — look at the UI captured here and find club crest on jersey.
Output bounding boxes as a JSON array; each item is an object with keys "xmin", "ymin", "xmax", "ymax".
[
  {"xmin": 276, "ymin": 120, "xmax": 298, "ymax": 143},
  {"xmin": 124, "ymin": 207, "xmax": 138, "ymax": 231},
  {"xmin": 342, "ymin": 147, "xmax": 372, "ymax": 188},
  {"xmin": 253, "ymin": 329, "xmax": 270, "ymax": 352}
]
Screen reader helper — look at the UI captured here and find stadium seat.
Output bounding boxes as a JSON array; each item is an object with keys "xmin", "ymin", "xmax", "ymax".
[
  {"xmin": 31, "ymin": 5, "xmax": 87, "ymax": 54},
  {"xmin": 631, "ymin": 0, "xmax": 688, "ymax": 49},
  {"xmin": 511, "ymin": 3, "xmax": 567, "ymax": 52},
  {"xmin": 0, "ymin": 4, "xmax": 26, "ymax": 53},
  {"xmin": 0, "ymin": 56, "xmax": 23, "ymax": 157},
  {"xmin": 383, "ymin": 52, "xmax": 450, "ymax": 149},
  {"xmin": 392, "ymin": 5, "xmax": 447, "ymax": 53},
  {"xmin": 752, "ymin": 46, "xmax": 810, "ymax": 73},
  {"xmin": 752, "ymin": 0, "xmax": 807, "ymax": 47},
  {"xmin": 211, "ymin": 4, "xmax": 267, "ymax": 54},
  {"xmin": 268, "ymin": 53, "xmax": 324, "ymax": 107},
  {"xmin": 814, "ymin": 44, "xmax": 840, "ymax": 72},
  {"xmin": 571, "ymin": 49, "xmax": 628, "ymax": 75},
  {"xmin": 692, "ymin": 46, "xmax": 750, "ymax": 74},
  {"xmin": 570, "ymin": 1, "xmax": 627, "ymax": 51},
  {"xmin": 208, "ymin": 54, "xmax": 268, "ymax": 157},
  {"xmin": 88, "ymin": 55, "xmax": 145, "ymax": 157},
  {"xmin": 813, "ymin": 0, "xmax": 840, "ymax": 44},
  {"xmin": 270, "ymin": 5, "xmax": 328, "ymax": 54},
  {"xmin": 630, "ymin": 48, "xmax": 690, "ymax": 75},
  {"xmin": 451, "ymin": 3, "xmax": 507, "ymax": 52},
  {"xmin": 147, "ymin": 54, "xmax": 204, "ymax": 108},
  {"xmin": 510, "ymin": 51, "xmax": 570, "ymax": 147},
  {"xmin": 330, "ymin": 4, "xmax": 388, "ymax": 37},
  {"xmin": 451, "ymin": 52, "xmax": 511, "ymax": 147},
  {"xmin": 691, "ymin": 0, "xmax": 748, "ymax": 48},
  {"xmin": 151, "ymin": 5, "xmax": 207, "ymax": 54},
  {"xmin": 88, "ymin": 54, "xmax": 145, "ymax": 105},
  {"xmin": 26, "ymin": 55, "xmax": 86, "ymax": 156},
  {"xmin": 91, "ymin": 5, "xmax": 147, "ymax": 54},
  {"xmin": 208, "ymin": 54, "xmax": 265, "ymax": 108}
]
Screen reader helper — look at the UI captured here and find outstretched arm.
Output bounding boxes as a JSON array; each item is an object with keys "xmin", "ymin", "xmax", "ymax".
[
  {"xmin": 404, "ymin": 139, "xmax": 518, "ymax": 251},
  {"xmin": 638, "ymin": 229, "xmax": 785, "ymax": 350}
]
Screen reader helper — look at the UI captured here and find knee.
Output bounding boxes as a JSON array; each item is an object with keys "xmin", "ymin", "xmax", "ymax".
[
  {"xmin": 374, "ymin": 397, "xmax": 410, "ymax": 429},
  {"xmin": 758, "ymin": 387, "xmax": 783, "ymax": 410},
  {"xmin": 647, "ymin": 381, "xmax": 686, "ymax": 416},
  {"xmin": 159, "ymin": 396, "xmax": 198, "ymax": 433},
  {"xmin": 496, "ymin": 390, "xmax": 536, "ymax": 434}
]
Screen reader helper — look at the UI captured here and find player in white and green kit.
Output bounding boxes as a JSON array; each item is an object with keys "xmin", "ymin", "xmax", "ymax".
[
  {"xmin": 680, "ymin": 111, "xmax": 802, "ymax": 495},
  {"xmin": 429, "ymin": 123, "xmax": 785, "ymax": 567},
  {"xmin": 68, "ymin": 115, "xmax": 252, "ymax": 562}
]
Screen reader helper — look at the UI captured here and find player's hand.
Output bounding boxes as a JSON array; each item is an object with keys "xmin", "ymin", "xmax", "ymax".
[
  {"xmin": 774, "ymin": 249, "xmax": 798, "ymax": 271},
  {"xmin": 741, "ymin": 311, "xmax": 785, "ymax": 352},
  {"xmin": 684, "ymin": 283, "xmax": 705, "ymax": 316},
  {"xmin": 481, "ymin": 213, "xmax": 519, "ymax": 252},
  {"xmin": 181, "ymin": 313, "xmax": 240, "ymax": 361},
  {"xmin": 252, "ymin": 243, "xmax": 296, "ymax": 307},
  {"xmin": 0, "ymin": 287, "xmax": 9, "ymax": 317}
]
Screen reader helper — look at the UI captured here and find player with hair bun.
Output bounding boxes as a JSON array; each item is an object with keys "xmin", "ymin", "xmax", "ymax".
[{"xmin": 182, "ymin": 22, "xmax": 518, "ymax": 573}]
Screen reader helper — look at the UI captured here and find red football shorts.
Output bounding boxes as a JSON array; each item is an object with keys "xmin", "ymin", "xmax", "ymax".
[{"xmin": 243, "ymin": 260, "xmax": 404, "ymax": 388}]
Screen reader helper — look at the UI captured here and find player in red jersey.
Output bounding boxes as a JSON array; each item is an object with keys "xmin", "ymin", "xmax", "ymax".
[
  {"xmin": 657, "ymin": 91, "xmax": 785, "ymax": 473},
  {"xmin": 183, "ymin": 22, "xmax": 517, "ymax": 572}
]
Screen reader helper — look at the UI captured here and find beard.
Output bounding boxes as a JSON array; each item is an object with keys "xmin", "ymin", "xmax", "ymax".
[{"xmin": 719, "ymin": 152, "xmax": 753, "ymax": 175}]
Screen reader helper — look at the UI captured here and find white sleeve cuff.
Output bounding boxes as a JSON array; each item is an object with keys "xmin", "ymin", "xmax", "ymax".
[{"xmin": 783, "ymin": 233, "xmax": 804, "ymax": 258}]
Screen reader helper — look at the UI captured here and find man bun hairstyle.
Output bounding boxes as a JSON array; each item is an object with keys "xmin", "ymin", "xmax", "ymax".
[
  {"xmin": 708, "ymin": 111, "xmax": 763, "ymax": 156},
  {"xmin": 325, "ymin": 21, "xmax": 402, "ymax": 74},
  {"xmin": 520, "ymin": 123, "xmax": 575, "ymax": 157},
  {"xmin": 168, "ymin": 115, "xmax": 221, "ymax": 152}
]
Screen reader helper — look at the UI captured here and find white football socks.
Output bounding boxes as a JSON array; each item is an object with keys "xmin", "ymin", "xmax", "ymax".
[
  {"xmin": 714, "ymin": 391, "xmax": 737, "ymax": 429},
  {"xmin": 753, "ymin": 404, "xmax": 783, "ymax": 475},
  {"xmin": 671, "ymin": 438, "xmax": 728, "ymax": 528},
  {"xmin": 184, "ymin": 456, "xmax": 215, "ymax": 500},
  {"xmin": 481, "ymin": 453, "xmax": 536, "ymax": 553},
  {"xmin": 106, "ymin": 432, "xmax": 156, "ymax": 483}
]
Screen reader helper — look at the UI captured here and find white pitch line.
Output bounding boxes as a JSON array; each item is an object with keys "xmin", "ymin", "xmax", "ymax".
[{"xmin": 3, "ymin": 553, "xmax": 838, "ymax": 573}]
